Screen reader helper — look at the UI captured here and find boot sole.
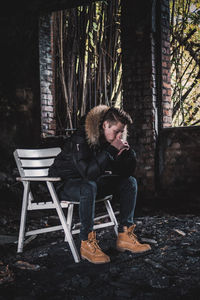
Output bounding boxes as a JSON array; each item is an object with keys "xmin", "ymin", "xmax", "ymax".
[
  {"xmin": 81, "ymin": 255, "xmax": 110, "ymax": 264},
  {"xmin": 116, "ymin": 246, "xmax": 151, "ymax": 254}
]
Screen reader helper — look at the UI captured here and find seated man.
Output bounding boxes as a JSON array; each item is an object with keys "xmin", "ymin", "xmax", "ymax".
[{"xmin": 49, "ymin": 105, "xmax": 151, "ymax": 264}]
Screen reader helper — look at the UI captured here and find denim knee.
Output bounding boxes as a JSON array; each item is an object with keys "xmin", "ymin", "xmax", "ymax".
[
  {"xmin": 119, "ymin": 176, "xmax": 137, "ymax": 193},
  {"xmin": 128, "ymin": 176, "xmax": 137, "ymax": 191}
]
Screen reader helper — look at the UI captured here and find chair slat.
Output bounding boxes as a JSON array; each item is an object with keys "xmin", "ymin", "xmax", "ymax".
[
  {"xmin": 20, "ymin": 158, "xmax": 55, "ymax": 168},
  {"xmin": 16, "ymin": 177, "xmax": 61, "ymax": 182},
  {"xmin": 23, "ymin": 168, "xmax": 49, "ymax": 177},
  {"xmin": 16, "ymin": 148, "xmax": 61, "ymax": 158}
]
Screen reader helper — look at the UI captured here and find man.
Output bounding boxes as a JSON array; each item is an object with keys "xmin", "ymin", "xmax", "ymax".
[{"xmin": 49, "ymin": 105, "xmax": 151, "ymax": 264}]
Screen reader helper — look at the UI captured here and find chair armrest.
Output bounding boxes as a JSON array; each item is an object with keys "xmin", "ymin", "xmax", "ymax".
[{"xmin": 16, "ymin": 177, "xmax": 61, "ymax": 182}]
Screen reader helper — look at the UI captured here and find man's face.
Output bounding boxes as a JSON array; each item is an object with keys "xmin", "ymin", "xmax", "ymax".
[{"xmin": 103, "ymin": 121, "xmax": 125, "ymax": 143}]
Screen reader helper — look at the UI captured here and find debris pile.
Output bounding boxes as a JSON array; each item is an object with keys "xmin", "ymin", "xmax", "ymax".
[{"xmin": 0, "ymin": 212, "xmax": 200, "ymax": 299}]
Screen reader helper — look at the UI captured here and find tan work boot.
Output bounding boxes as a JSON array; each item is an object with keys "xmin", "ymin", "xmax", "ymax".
[
  {"xmin": 80, "ymin": 231, "xmax": 110, "ymax": 264},
  {"xmin": 116, "ymin": 224, "xmax": 151, "ymax": 253}
]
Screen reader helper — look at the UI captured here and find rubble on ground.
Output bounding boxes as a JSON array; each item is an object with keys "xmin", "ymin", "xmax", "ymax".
[{"xmin": 0, "ymin": 205, "xmax": 200, "ymax": 299}]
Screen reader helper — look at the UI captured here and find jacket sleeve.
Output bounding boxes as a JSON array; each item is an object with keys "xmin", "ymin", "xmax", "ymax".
[
  {"xmin": 48, "ymin": 138, "xmax": 79, "ymax": 179},
  {"xmin": 110, "ymin": 148, "xmax": 137, "ymax": 176},
  {"xmin": 49, "ymin": 136, "xmax": 118, "ymax": 180},
  {"xmin": 74, "ymin": 142, "xmax": 118, "ymax": 180}
]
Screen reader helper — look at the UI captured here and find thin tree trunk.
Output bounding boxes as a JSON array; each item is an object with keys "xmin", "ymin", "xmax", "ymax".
[{"xmin": 59, "ymin": 11, "xmax": 73, "ymax": 129}]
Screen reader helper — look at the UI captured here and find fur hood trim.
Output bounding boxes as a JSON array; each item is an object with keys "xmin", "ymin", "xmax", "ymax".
[
  {"xmin": 85, "ymin": 105, "xmax": 109, "ymax": 146},
  {"xmin": 85, "ymin": 105, "xmax": 128, "ymax": 147}
]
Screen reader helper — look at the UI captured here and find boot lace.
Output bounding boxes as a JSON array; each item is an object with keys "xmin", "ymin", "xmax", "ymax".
[
  {"xmin": 127, "ymin": 226, "xmax": 138, "ymax": 244},
  {"xmin": 88, "ymin": 237, "xmax": 101, "ymax": 252}
]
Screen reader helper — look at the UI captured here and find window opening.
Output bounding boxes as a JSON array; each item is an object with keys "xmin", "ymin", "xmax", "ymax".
[
  {"xmin": 170, "ymin": 0, "xmax": 200, "ymax": 127},
  {"xmin": 53, "ymin": 0, "xmax": 122, "ymax": 135}
]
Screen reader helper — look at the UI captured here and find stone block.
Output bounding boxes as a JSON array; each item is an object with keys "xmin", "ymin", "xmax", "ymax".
[
  {"xmin": 170, "ymin": 142, "xmax": 181, "ymax": 150},
  {"xmin": 146, "ymin": 170, "xmax": 154, "ymax": 178},
  {"xmin": 42, "ymin": 105, "xmax": 54, "ymax": 112}
]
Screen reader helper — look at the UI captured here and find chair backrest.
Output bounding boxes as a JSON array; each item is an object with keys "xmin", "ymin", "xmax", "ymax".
[{"xmin": 14, "ymin": 148, "xmax": 61, "ymax": 177}]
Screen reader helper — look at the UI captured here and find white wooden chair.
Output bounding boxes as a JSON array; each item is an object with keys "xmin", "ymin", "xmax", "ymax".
[{"xmin": 13, "ymin": 147, "xmax": 118, "ymax": 263}]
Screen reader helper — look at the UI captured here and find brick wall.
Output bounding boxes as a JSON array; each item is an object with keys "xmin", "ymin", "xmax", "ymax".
[
  {"xmin": 160, "ymin": 0, "xmax": 172, "ymax": 128},
  {"xmin": 0, "ymin": 11, "xmax": 41, "ymax": 156},
  {"xmin": 39, "ymin": 14, "xmax": 56, "ymax": 137},
  {"xmin": 121, "ymin": 0, "xmax": 158, "ymax": 193},
  {"xmin": 160, "ymin": 126, "xmax": 200, "ymax": 201},
  {"xmin": 121, "ymin": 0, "xmax": 173, "ymax": 194}
]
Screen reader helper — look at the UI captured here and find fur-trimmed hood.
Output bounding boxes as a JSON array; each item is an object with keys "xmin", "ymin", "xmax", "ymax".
[{"xmin": 85, "ymin": 105, "xmax": 128, "ymax": 147}]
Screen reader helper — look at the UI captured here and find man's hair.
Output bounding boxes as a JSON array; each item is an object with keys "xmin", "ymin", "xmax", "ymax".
[{"xmin": 102, "ymin": 107, "xmax": 132, "ymax": 126}]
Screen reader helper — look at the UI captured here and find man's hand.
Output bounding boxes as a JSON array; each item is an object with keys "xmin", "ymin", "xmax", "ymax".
[
  {"xmin": 111, "ymin": 138, "xmax": 130, "ymax": 155},
  {"xmin": 117, "ymin": 146, "xmax": 129, "ymax": 156}
]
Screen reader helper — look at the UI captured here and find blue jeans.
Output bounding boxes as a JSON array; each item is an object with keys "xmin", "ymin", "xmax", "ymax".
[{"xmin": 79, "ymin": 175, "xmax": 137, "ymax": 240}]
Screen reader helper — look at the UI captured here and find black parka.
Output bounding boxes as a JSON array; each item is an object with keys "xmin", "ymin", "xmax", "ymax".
[
  {"xmin": 48, "ymin": 105, "xmax": 137, "ymax": 200},
  {"xmin": 49, "ymin": 127, "xmax": 137, "ymax": 181}
]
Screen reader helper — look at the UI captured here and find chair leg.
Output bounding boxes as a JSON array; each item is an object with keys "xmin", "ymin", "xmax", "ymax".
[
  {"xmin": 23, "ymin": 181, "xmax": 34, "ymax": 202},
  {"xmin": 17, "ymin": 181, "xmax": 30, "ymax": 253},
  {"xmin": 104, "ymin": 199, "xmax": 118, "ymax": 236},
  {"xmin": 47, "ymin": 181, "xmax": 80, "ymax": 263},
  {"xmin": 28, "ymin": 191, "xmax": 34, "ymax": 202},
  {"xmin": 64, "ymin": 203, "xmax": 74, "ymax": 242}
]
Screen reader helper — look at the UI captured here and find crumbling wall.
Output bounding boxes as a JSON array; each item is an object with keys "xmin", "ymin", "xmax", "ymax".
[
  {"xmin": 39, "ymin": 14, "xmax": 56, "ymax": 137},
  {"xmin": 121, "ymin": 0, "xmax": 158, "ymax": 193},
  {"xmin": 0, "ymin": 12, "xmax": 41, "ymax": 174},
  {"xmin": 160, "ymin": 0, "xmax": 172, "ymax": 128},
  {"xmin": 161, "ymin": 127, "xmax": 200, "ymax": 191}
]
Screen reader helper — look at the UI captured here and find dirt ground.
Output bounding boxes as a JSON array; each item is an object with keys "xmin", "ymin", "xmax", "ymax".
[{"xmin": 0, "ymin": 194, "xmax": 200, "ymax": 300}]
